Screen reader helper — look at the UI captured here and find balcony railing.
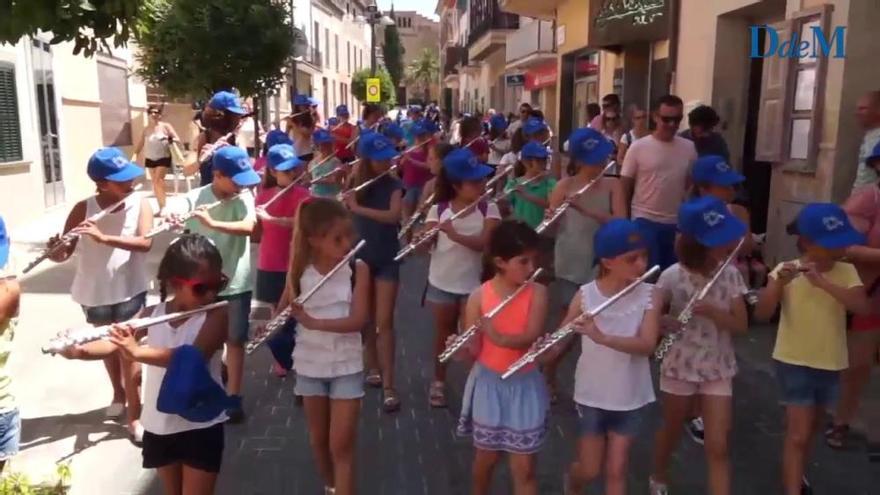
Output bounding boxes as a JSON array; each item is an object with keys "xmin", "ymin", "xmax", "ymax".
[
  {"xmin": 505, "ymin": 20, "xmax": 555, "ymax": 64},
  {"xmin": 467, "ymin": 0, "xmax": 519, "ymax": 47}
]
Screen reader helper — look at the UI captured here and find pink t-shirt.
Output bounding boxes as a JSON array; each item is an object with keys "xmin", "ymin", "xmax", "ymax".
[
  {"xmin": 255, "ymin": 186, "xmax": 310, "ymax": 272},
  {"xmin": 621, "ymin": 134, "xmax": 697, "ymax": 224},
  {"xmin": 401, "ymin": 146, "xmax": 432, "ymax": 188}
]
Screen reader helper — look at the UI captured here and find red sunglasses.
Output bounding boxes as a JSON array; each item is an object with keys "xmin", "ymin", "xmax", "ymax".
[{"xmin": 172, "ymin": 274, "xmax": 229, "ymax": 295}]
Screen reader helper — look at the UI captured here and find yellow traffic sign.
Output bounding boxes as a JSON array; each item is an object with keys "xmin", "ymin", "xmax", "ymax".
[{"xmin": 366, "ymin": 78, "xmax": 381, "ymax": 102}]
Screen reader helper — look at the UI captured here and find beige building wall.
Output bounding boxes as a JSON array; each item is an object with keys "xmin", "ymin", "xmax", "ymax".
[{"xmin": 384, "ymin": 11, "xmax": 441, "ymax": 103}]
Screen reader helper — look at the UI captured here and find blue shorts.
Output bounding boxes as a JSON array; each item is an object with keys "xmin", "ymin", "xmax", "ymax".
[
  {"xmin": 403, "ymin": 186, "xmax": 423, "ymax": 206},
  {"xmin": 295, "ymin": 372, "xmax": 364, "ymax": 400},
  {"xmin": 425, "ymin": 283, "xmax": 469, "ymax": 306},
  {"xmin": 365, "ymin": 259, "xmax": 400, "ymax": 282},
  {"xmin": 81, "ymin": 292, "xmax": 147, "ymax": 325},
  {"xmin": 219, "ymin": 291, "xmax": 252, "ymax": 345},
  {"xmin": 775, "ymin": 361, "xmax": 840, "ymax": 407},
  {"xmin": 0, "ymin": 408, "xmax": 21, "ymax": 461},
  {"xmin": 634, "ymin": 218, "xmax": 678, "ymax": 271},
  {"xmin": 575, "ymin": 403, "xmax": 647, "ymax": 437}
]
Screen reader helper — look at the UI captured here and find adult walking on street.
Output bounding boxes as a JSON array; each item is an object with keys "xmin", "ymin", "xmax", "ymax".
[
  {"xmin": 507, "ymin": 103, "xmax": 533, "ymax": 139},
  {"xmin": 679, "ymin": 105, "xmax": 730, "ymax": 160},
  {"xmin": 621, "ymin": 95, "xmax": 697, "ymax": 271},
  {"xmin": 132, "ymin": 105, "xmax": 181, "ymax": 215},
  {"xmin": 851, "ymin": 91, "xmax": 880, "ymax": 191},
  {"xmin": 617, "ymin": 105, "xmax": 650, "ymax": 165}
]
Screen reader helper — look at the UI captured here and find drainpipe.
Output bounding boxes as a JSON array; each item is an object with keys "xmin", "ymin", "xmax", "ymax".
[{"xmin": 667, "ymin": 0, "xmax": 680, "ymax": 95}]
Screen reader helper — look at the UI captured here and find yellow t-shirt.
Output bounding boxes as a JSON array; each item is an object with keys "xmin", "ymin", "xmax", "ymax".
[{"xmin": 770, "ymin": 260, "xmax": 862, "ymax": 371}]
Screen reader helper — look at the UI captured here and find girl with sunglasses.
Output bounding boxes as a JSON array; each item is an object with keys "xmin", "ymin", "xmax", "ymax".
[
  {"xmin": 63, "ymin": 234, "xmax": 230, "ymax": 495},
  {"xmin": 280, "ymin": 198, "xmax": 371, "ymax": 495}
]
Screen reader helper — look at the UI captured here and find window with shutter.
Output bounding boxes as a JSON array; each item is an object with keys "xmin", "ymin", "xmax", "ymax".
[
  {"xmin": 96, "ymin": 59, "xmax": 133, "ymax": 146},
  {"xmin": 755, "ymin": 20, "xmax": 793, "ymax": 163},
  {"xmin": 0, "ymin": 63, "xmax": 23, "ymax": 163}
]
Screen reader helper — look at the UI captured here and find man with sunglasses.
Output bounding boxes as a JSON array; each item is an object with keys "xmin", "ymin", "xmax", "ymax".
[
  {"xmin": 589, "ymin": 94, "xmax": 621, "ymax": 130},
  {"xmin": 620, "ymin": 94, "xmax": 698, "ymax": 271},
  {"xmin": 507, "ymin": 103, "xmax": 533, "ymax": 139}
]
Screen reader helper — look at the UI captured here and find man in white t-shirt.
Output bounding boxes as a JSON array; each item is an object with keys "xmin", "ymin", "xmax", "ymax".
[
  {"xmin": 507, "ymin": 102, "xmax": 533, "ymax": 138},
  {"xmin": 621, "ymin": 94, "xmax": 697, "ymax": 270}
]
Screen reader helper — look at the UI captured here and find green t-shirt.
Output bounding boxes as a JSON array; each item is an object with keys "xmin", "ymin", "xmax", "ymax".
[
  {"xmin": 504, "ymin": 176, "xmax": 557, "ymax": 229},
  {"xmin": 310, "ymin": 156, "xmax": 342, "ymax": 198},
  {"xmin": 185, "ymin": 185, "xmax": 255, "ymax": 295}
]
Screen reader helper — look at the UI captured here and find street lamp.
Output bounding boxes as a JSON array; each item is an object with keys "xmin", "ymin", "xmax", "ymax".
[{"xmin": 359, "ymin": 6, "xmax": 395, "ymax": 77}]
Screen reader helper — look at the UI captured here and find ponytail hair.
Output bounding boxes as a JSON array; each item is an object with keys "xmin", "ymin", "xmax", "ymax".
[
  {"xmin": 433, "ymin": 166, "xmax": 461, "ymax": 204},
  {"xmin": 286, "ymin": 198, "xmax": 351, "ymax": 299},
  {"xmin": 481, "ymin": 219, "xmax": 540, "ymax": 282}
]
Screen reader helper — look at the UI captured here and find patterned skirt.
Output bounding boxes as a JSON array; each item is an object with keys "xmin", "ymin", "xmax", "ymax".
[{"xmin": 456, "ymin": 362, "xmax": 550, "ymax": 454}]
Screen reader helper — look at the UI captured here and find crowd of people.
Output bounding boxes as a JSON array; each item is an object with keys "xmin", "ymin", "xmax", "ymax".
[{"xmin": 1, "ymin": 88, "xmax": 879, "ymax": 495}]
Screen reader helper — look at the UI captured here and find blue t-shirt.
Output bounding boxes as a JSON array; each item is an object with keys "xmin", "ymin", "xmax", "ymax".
[{"xmin": 353, "ymin": 175, "xmax": 403, "ymax": 268}]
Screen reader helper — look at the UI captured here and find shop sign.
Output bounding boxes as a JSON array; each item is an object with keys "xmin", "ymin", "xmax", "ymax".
[
  {"xmin": 524, "ymin": 63, "xmax": 557, "ymax": 91},
  {"xmin": 506, "ymin": 74, "xmax": 526, "ymax": 86},
  {"xmin": 589, "ymin": 0, "xmax": 670, "ymax": 47}
]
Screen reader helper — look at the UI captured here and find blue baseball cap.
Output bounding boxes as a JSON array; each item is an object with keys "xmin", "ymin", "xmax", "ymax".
[
  {"xmin": 411, "ymin": 120, "xmax": 432, "ymax": 137},
  {"xmin": 360, "ymin": 132, "xmax": 399, "ymax": 161},
  {"xmin": 594, "ymin": 219, "xmax": 647, "ymax": 262},
  {"xmin": 208, "ymin": 91, "xmax": 247, "ymax": 115},
  {"xmin": 866, "ymin": 140, "xmax": 880, "ymax": 166},
  {"xmin": 265, "ymin": 129, "xmax": 293, "ymax": 148},
  {"xmin": 442, "ymin": 148, "xmax": 494, "ymax": 182},
  {"xmin": 489, "ymin": 114, "xmax": 508, "ymax": 131},
  {"xmin": 692, "ymin": 155, "xmax": 744, "ymax": 186},
  {"xmin": 336, "ymin": 104, "xmax": 350, "ymax": 117},
  {"xmin": 267, "ymin": 144, "xmax": 304, "ymax": 172},
  {"xmin": 678, "ymin": 196, "xmax": 747, "ymax": 248},
  {"xmin": 795, "ymin": 202, "xmax": 865, "ymax": 249},
  {"xmin": 522, "ymin": 117, "xmax": 548, "ymax": 136},
  {"xmin": 212, "ymin": 146, "xmax": 260, "ymax": 186},
  {"xmin": 382, "ymin": 123, "xmax": 404, "ymax": 140},
  {"xmin": 568, "ymin": 127, "xmax": 614, "ymax": 165},
  {"xmin": 0, "ymin": 215, "xmax": 9, "ymax": 270},
  {"xmin": 409, "ymin": 104, "xmax": 423, "ymax": 113},
  {"xmin": 87, "ymin": 147, "xmax": 144, "ymax": 182},
  {"xmin": 327, "ymin": 117, "xmax": 340, "ymax": 127},
  {"xmin": 521, "ymin": 141, "xmax": 549, "ymax": 160},
  {"xmin": 157, "ymin": 345, "xmax": 237, "ymax": 423},
  {"xmin": 313, "ymin": 128, "xmax": 334, "ymax": 144},
  {"xmin": 293, "ymin": 94, "xmax": 311, "ymax": 107},
  {"xmin": 308, "ymin": 96, "xmax": 320, "ymax": 107}
]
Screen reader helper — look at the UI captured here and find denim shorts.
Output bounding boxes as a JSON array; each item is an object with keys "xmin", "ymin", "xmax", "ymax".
[
  {"xmin": 219, "ymin": 291, "xmax": 252, "ymax": 344},
  {"xmin": 403, "ymin": 186, "xmax": 423, "ymax": 206},
  {"xmin": 295, "ymin": 372, "xmax": 364, "ymax": 400},
  {"xmin": 633, "ymin": 218, "xmax": 678, "ymax": 271},
  {"xmin": 81, "ymin": 292, "xmax": 147, "ymax": 325},
  {"xmin": 0, "ymin": 408, "xmax": 21, "ymax": 460},
  {"xmin": 425, "ymin": 283, "xmax": 469, "ymax": 306},
  {"xmin": 575, "ymin": 403, "xmax": 647, "ymax": 437},
  {"xmin": 775, "ymin": 360, "xmax": 840, "ymax": 407}
]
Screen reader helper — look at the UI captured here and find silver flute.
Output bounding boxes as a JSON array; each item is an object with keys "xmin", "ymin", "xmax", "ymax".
[
  {"xmin": 535, "ymin": 161, "xmax": 616, "ymax": 234},
  {"xmin": 43, "ymin": 300, "xmax": 229, "ymax": 355},
  {"xmin": 337, "ymin": 164, "xmax": 399, "ymax": 200},
  {"xmin": 246, "ymin": 240, "xmax": 366, "ymax": 354},
  {"xmin": 438, "ymin": 268, "xmax": 544, "ymax": 363},
  {"xmin": 502, "ymin": 265, "xmax": 660, "ymax": 379},
  {"xmin": 22, "ymin": 185, "xmax": 143, "ymax": 274},
  {"xmin": 399, "ymin": 192, "xmax": 436, "ymax": 240},
  {"xmin": 498, "ymin": 173, "xmax": 548, "ymax": 201},
  {"xmin": 198, "ymin": 132, "xmax": 236, "ymax": 163},
  {"xmin": 394, "ymin": 189, "xmax": 496, "ymax": 262},
  {"xmin": 654, "ymin": 238, "xmax": 745, "ymax": 361},
  {"xmin": 146, "ymin": 192, "xmax": 243, "ymax": 239}
]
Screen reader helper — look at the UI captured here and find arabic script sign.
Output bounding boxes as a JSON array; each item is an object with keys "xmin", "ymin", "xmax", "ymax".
[{"xmin": 590, "ymin": 0, "xmax": 669, "ymax": 47}]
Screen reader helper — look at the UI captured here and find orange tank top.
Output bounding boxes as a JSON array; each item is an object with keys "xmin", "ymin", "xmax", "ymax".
[{"xmin": 477, "ymin": 280, "xmax": 536, "ymax": 374}]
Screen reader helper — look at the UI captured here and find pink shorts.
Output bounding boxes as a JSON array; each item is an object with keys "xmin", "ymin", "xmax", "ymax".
[{"xmin": 660, "ymin": 376, "xmax": 733, "ymax": 397}]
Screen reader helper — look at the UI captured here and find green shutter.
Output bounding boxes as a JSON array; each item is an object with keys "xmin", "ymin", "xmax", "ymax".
[{"xmin": 0, "ymin": 64, "xmax": 23, "ymax": 163}]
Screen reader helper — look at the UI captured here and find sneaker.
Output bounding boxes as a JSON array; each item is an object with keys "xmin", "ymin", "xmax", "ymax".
[
  {"xmin": 226, "ymin": 395, "xmax": 244, "ymax": 424},
  {"xmin": 649, "ymin": 476, "xmax": 669, "ymax": 495},
  {"xmin": 801, "ymin": 476, "xmax": 812, "ymax": 495},
  {"xmin": 270, "ymin": 361, "xmax": 288, "ymax": 378},
  {"xmin": 128, "ymin": 421, "xmax": 145, "ymax": 446},
  {"xmin": 104, "ymin": 402, "xmax": 125, "ymax": 419},
  {"xmin": 686, "ymin": 417, "xmax": 705, "ymax": 445}
]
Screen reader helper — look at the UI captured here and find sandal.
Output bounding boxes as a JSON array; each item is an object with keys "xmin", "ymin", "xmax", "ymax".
[
  {"xmin": 429, "ymin": 381, "xmax": 447, "ymax": 408},
  {"xmin": 382, "ymin": 388, "xmax": 401, "ymax": 413},
  {"xmin": 365, "ymin": 369, "xmax": 382, "ymax": 388},
  {"xmin": 825, "ymin": 423, "xmax": 849, "ymax": 449}
]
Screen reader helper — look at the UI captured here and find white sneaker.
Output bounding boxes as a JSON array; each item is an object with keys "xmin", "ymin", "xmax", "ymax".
[
  {"xmin": 649, "ymin": 477, "xmax": 669, "ymax": 495},
  {"xmin": 105, "ymin": 402, "xmax": 125, "ymax": 418},
  {"xmin": 129, "ymin": 421, "xmax": 145, "ymax": 445},
  {"xmin": 686, "ymin": 417, "xmax": 705, "ymax": 445}
]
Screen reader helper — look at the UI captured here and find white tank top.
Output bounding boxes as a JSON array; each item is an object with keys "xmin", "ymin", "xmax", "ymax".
[
  {"xmin": 140, "ymin": 302, "xmax": 226, "ymax": 435},
  {"xmin": 292, "ymin": 263, "xmax": 362, "ymax": 378},
  {"xmin": 71, "ymin": 194, "xmax": 149, "ymax": 307},
  {"xmin": 573, "ymin": 281, "xmax": 656, "ymax": 411},
  {"xmin": 144, "ymin": 128, "xmax": 170, "ymax": 160}
]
